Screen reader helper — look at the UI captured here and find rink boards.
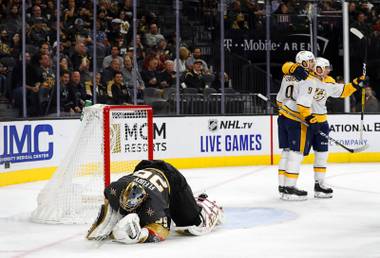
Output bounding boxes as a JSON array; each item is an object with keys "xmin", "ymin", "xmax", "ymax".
[{"xmin": 1, "ymin": 114, "xmax": 380, "ymax": 186}]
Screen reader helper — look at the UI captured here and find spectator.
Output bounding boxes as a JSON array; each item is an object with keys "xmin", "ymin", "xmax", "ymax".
[
  {"xmin": 186, "ymin": 47, "xmax": 210, "ymax": 72},
  {"xmin": 30, "ymin": 42, "xmax": 51, "ymax": 67},
  {"xmin": 141, "ymin": 55, "xmax": 160, "ymax": 88},
  {"xmin": 10, "ymin": 33, "xmax": 21, "ymax": 58},
  {"xmin": 354, "ymin": 86, "xmax": 380, "ymax": 113},
  {"xmin": 71, "ymin": 41, "xmax": 92, "ymax": 72},
  {"xmin": 4, "ymin": 4, "xmax": 22, "ymax": 34},
  {"xmin": 158, "ymin": 60, "xmax": 176, "ymax": 89},
  {"xmin": 108, "ymin": 18, "xmax": 123, "ymax": 46},
  {"xmin": 48, "ymin": 71, "xmax": 81, "ymax": 114},
  {"xmin": 144, "ymin": 23, "xmax": 165, "ymax": 49},
  {"xmin": 155, "ymin": 38, "xmax": 171, "ymax": 70},
  {"xmin": 111, "ymin": 71, "xmax": 130, "ymax": 104},
  {"xmin": 84, "ymin": 72, "xmax": 108, "ymax": 104},
  {"xmin": 63, "ymin": 0, "xmax": 78, "ymax": 28},
  {"xmin": 69, "ymin": 70, "xmax": 87, "ymax": 109},
  {"xmin": 102, "ymin": 58, "xmax": 121, "ymax": 86},
  {"xmin": 173, "ymin": 46, "xmax": 190, "ymax": 78},
  {"xmin": 0, "ymin": 29, "xmax": 11, "ymax": 58},
  {"xmin": 59, "ymin": 57, "xmax": 72, "ymax": 73},
  {"xmin": 28, "ymin": 17, "xmax": 51, "ymax": 46},
  {"xmin": 29, "ymin": 5, "xmax": 47, "ymax": 25},
  {"xmin": 26, "ymin": 53, "xmax": 55, "ymax": 116},
  {"xmin": 127, "ymin": 34, "xmax": 145, "ymax": 61},
  {"xmin": 183, "ymin": 59, "xmax": 208, "ymax": 91},
  {"xmin": 121, "ymin": 55, "xmax": 144, "ymax": 99},
  {"xmin": 102, "ymin": 46, "xmax": 124, "ymax": 69}
]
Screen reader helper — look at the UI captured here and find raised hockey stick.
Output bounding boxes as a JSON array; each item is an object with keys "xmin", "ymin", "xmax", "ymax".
[
  {"xmin": 257, "ymin": 94, "xmax": 369, "ymax": 153},
  {"xmin": 350, "ymin": 27, "xmax": 367, "ymax": 141}
]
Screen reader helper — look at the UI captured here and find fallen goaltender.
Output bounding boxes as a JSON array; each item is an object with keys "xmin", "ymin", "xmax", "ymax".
[{"xmin": 87, "ymin": 160, "xmax": 224, "ymax": 244}]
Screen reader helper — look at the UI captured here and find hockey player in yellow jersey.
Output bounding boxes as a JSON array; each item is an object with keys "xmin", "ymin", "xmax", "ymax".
[
  {"xmin": 276, "ymin": 51, "xmax": 315, "ymax": 198},
  {"xmin": 279, "ymin": 57, "xmax": 367, "ymax": 200}
]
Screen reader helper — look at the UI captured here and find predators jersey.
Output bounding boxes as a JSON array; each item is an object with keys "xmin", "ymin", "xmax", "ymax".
[
  {"xmin": 292, "ymin": 76, "xmax": 356, "ymax": 122},
  {"xmin": 276, "ymin": 75, "xmax": 299, "ymax": 107},
  {"xmin": 282, "ymin": 75, "xmax": 356, "ymax": 122}
]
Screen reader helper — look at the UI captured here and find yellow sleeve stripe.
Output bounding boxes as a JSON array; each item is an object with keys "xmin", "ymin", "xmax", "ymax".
[{"xmin": 340, "ymin": 83, "xmax": 357, "ymax": 98}]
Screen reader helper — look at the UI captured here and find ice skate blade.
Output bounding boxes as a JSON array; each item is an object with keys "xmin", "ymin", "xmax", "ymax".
[
  {"xmin": 314, "ymin": 192, "xmax": 333, "ymax": 199},
  {"xmin": 280, "ymin": 194, "xmax": 307, "ymax": 201}
]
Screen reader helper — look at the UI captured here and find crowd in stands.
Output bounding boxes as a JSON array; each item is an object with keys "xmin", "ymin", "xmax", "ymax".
[{"xmin": 0, "ymin": 0, "xmax": 379, "ymax": 117}]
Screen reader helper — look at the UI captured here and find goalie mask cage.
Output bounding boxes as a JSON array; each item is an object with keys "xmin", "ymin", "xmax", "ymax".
[{"xmin": 31, "ymin": 104, "xmax": 153, "ymax": 224}]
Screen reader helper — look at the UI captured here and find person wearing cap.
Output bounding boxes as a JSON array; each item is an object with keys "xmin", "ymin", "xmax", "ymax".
[
  {"xmin": 108, "ymin": 19, "xmax": 123, "ymax": 46},
  {"xmin": 183, "ymin": 59, "xmax": 208, "ymax": 92}
]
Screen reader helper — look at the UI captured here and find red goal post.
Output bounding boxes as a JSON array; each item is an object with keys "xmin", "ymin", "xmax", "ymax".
[{"xmin": 103, "ymin": 105, "xmax": 153, "ymax": 187}]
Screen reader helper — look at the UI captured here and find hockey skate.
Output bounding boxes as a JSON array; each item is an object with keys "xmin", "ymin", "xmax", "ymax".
[
  {"xmin": 281, "ymin": 186, "xmax": 308, "ymax": 201},
  {"xmin": 314, "ymin": 181, "xmax": 333, "ymax": 198},
  {"xmin": 278, "ymin": 186, "xmax": 285, "ymax": 196}
]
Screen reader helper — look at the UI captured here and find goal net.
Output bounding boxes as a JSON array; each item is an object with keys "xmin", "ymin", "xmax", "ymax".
[{"xmin": 31, "ymin": 104, "xmax": 153, "ymax": 224}]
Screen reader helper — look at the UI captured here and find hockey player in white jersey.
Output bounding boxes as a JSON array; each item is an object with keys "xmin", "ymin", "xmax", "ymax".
[
  {"xmin": 276, "ymin": 50, "xmax": 314, "ymax": 197},
  {"xmin": 280, "ymin": 58, "xmax": 367, "ymax": 200},
  {"xmin": 300, "ymin": 57, "xmax": 367, "ymax": 198}
]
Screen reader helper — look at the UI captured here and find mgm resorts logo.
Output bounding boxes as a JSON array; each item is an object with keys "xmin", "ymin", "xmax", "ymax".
[
  {"xmin": 111, "ymin": 124, "xmax": 122, "ymax": 153},
  {"xmin": 208, "ymin": 119, "xmax": 253, "ymax": 131}
]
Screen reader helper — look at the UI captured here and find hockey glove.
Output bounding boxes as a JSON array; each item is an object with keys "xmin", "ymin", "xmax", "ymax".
[
  {"xmin": 289, "ymin": 64, "xmax": 309, "ymax": 81},
  {"xmin": 352, "ymin": 75, "xmax": 369, "ymax": 90},
  {"xmin": 112, "ymin": 213, "xmax": 149, "ymax": 244}
]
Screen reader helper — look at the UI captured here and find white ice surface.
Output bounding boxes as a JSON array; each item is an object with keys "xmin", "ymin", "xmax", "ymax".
[{"xmin": 1, "ymin": 163, "xmax": 380, "ymax": 258}]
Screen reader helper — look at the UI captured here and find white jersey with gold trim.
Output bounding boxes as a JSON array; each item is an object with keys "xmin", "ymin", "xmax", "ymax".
[
  {"xmin": 276, "ymin": 75, "xmax": 299, "ymax": 106},
  {"xmin": 296, "ymin": 77, "xmax": 345, "ymax": 115}
]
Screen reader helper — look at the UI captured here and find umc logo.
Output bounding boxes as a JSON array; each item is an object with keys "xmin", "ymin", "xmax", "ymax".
[{"xmin": 0, "ymin": 124, "xmax": 54, "ymax": 164}]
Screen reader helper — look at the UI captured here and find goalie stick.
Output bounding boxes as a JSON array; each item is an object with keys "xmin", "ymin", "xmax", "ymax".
[
  {"xmin": 257, "ymin": 94, "xmax": 369, "ymax": 153},
  {"xmin": 350, "ymin": 27, "xmax": 367, "ymax": 141}
]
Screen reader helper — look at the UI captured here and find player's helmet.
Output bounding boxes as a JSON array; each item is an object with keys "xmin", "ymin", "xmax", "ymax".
[
  {"xmin": 295, "ymin": 51, "xmax": 316, "ymax": 70},
  {"xmin": 314, "ymin": 57, "xmax": 332, "ymax": 76},
  {"xmin": 120, "ymin": 182, "xmax": 147, "ymax": 211}
]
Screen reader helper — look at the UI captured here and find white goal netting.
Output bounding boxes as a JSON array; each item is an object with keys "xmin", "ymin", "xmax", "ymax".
[{"xmin": 31, "ymin": 104, "xmax": 153, "ymax": 224}]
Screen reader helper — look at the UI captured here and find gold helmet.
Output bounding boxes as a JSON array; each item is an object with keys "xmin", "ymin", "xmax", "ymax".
[{"xmin": 120, "ymin": 182, "xmax": 147, "ymax": 211}]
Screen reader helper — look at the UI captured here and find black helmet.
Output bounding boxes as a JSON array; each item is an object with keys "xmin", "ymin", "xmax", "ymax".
[{"xmin": 120, "ymin": 182, "xmax": 147, "ymax": 211}]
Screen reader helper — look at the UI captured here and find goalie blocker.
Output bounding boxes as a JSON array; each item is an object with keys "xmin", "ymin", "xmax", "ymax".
[{"xmin": 87, "ymin": 160, "xmax": 223, "ymax": 244}]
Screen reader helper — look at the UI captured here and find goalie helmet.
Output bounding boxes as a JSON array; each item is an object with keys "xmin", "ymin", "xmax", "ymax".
[
  {"xmin": 314, "ymin": 57, "xmax": 332, "ymax": 76},
  {"xmin": 120, "ymin": 182, "xmax": 147, "ymax": 212},
  {"xmin": 295, "ymin": 50, "xmax": 315, "ymax": 70}
]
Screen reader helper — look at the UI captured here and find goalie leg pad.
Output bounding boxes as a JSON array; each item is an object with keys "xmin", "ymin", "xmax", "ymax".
[
  {"xmin": 87, "ymin": 200, "xmax": 122, "ymax": 240},
  {"xmin": 175, "ymin": 194, "xmax": 224, "ymax": 236}
]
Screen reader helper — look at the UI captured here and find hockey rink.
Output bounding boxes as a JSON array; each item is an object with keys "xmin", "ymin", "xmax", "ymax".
[{"xmin": 0, "ymin": 163, "xmax": 379, "ymax": 258}]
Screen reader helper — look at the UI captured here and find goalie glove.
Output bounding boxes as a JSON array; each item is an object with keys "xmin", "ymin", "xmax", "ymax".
[{"xmin": 112, "ymin": 213, "xmax": 149, "ymax": 244}]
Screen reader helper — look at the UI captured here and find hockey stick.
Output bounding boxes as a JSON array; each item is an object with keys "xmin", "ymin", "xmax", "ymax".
[
  {"xmin": 257, "ymin": 94, "xmax": 368, "ymax": 153},
  {"xmin": 350, "ymin": 27, "xmax": 367, "ymax": 141}
]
